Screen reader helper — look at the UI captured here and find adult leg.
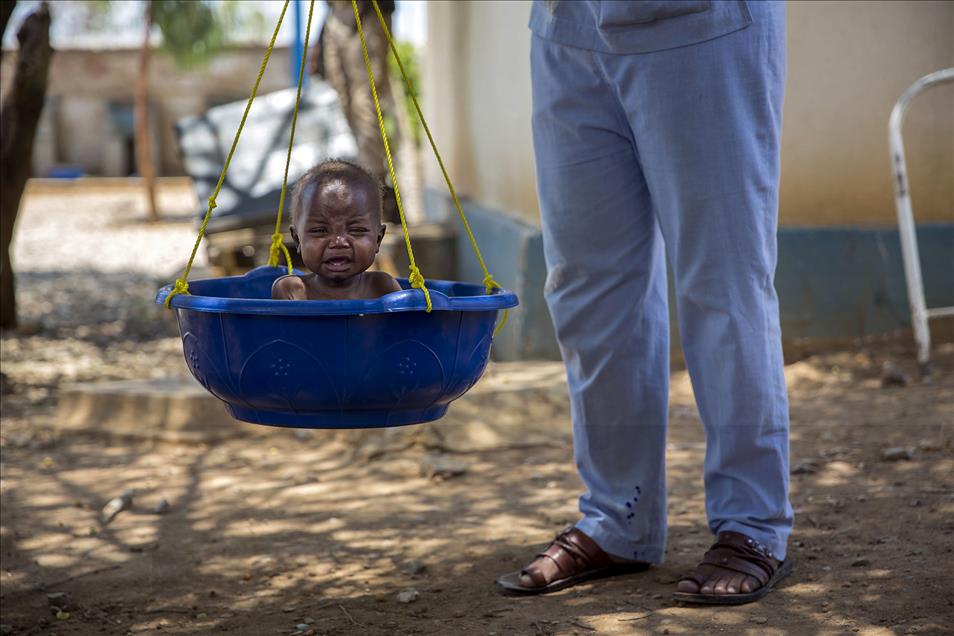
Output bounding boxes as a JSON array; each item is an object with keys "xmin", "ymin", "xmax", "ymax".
[
  {"xmin": 519, "ymin": 35, "xmax": 671, "ymax": 582},
  {"xmin": 603, "ymin": 1, "xmax": 793, "ymax": 601}
]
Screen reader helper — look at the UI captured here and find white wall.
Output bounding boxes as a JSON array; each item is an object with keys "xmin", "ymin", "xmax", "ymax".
[
  {"xmin": 424, "ymin": 0, "xmax": 954, "ymax": 227},
  {"xmin": 424, "ymin": 1, "xmax": 538, "ymax": 221}
]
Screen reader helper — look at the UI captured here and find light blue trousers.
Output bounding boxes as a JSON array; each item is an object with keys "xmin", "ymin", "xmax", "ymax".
[{"xmin": 531, "ymin": 3, "xmax": 793, "ymax": 562}]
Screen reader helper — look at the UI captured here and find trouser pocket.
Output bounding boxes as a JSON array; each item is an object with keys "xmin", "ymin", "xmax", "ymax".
[{"xmin": 598, "ymin": 1, "xmax": 712, "ymax": 27}]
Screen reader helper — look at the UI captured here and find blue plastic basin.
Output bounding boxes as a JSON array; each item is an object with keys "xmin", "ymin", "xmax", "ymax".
[{"xmin": 156, "ymin": 266, "xmax": 519, "ymax": 429}]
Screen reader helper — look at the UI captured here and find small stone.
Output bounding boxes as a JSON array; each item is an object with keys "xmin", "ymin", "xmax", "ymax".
[
  {"xmin": 651, "ymin": 593, "xmax": 664, "ymax": 600},
  {"xmin": 47, "ymin": 592, "xmax": 70, "ymax": 609},
  {"xmin": 101, "ymin": 489, "xmax": 136, "ymax": 524},
  {"xmin": 881, "ymin": 447, "xmax": 913, "ymax": 462},
  {"xmin": 917, "ymin": 440, "xmax": 940, "ymax": 452},
  {"xmin": 396, "ymin": 589, "xmax": 419, "ymax": 604},
  {"xmin": 752, "ymin": 616, "xmax": 768, "ymax": 624},
  {"xmin": 791, "ymin": 461, "xmax": 820, "ymax": 475},
  {"xmin": 403, "ymin": 560, "xmax": 427, "ymax": 576},
  {"xmin": 151, "ymin": 499, "xmax": 171, "ymax": 514},
  {"xmin": 302, "ymin": 617, "xmax": 315, "ymax": 624},
  {"xmin": 282, "ymin": 606, "xmax": 296, "ymax": 613},
  {"xmin": 880, "ymin": 361, "xmax": 909, "ymax": 387},
  {"xmin": 419, "ymin": 454, "xmax": 469, "ymax": 480},
  {"xmin": 55, "ymin": 610, "xmax": 70, "ymax": 620},
  {"xmin": 851, "ymin": 558, "xmax": 870, "ymax": 567},
  {"xmin": 296, "ymin": 624, "xmax": 311, "ymax": 631},
  {"xmin": 195, "ymin": 613, "xmax": 207, "ymax": 619}
]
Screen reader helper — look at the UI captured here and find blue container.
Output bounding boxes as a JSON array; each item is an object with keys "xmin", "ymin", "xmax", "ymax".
[{"xmin": 156, "ymin": 267, "xmax": 519, "ymax": 429}]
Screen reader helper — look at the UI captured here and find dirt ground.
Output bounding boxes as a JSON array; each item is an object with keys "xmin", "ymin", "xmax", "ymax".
[{"xmin": 2, "ymin": 184, "xmax": 953, "ymax": 635}]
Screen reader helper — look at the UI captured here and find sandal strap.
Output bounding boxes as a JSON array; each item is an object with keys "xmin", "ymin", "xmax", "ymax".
[
  {"xmin": 682, "ymin": 531, "xmax": 781, "ymax": 589},
  {"xmin": 701, "ymin": 548, "xmax": 772, "ymax": 585},
  {"xmin": 523, "ymin": 527, "xmax": 614, "ymax": 583}
]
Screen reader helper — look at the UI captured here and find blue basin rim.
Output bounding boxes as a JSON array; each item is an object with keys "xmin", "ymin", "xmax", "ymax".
[{"xmin": 155, "ymin": 268, "xmax": 519, "ymax": 316}]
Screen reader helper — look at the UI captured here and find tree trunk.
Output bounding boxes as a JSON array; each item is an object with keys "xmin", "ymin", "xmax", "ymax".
[
  {"xmin": 0, "ymin": 4, "xmax": 52, "ymax": 330},
  {"xmin": 0, "ymin": 2, "xmax": 16, "ymax": 41},
  {"xmin": 135, "ymin": 0, "xmax": 158, "ymax": 222}
]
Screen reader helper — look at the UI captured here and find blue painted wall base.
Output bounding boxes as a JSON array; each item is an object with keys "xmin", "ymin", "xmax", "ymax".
[{"xmin": 425, "ymin": 188, "xmax": 954, "ymax": 361}]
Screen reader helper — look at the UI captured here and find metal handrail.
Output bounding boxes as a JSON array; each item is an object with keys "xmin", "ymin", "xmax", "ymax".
[{"xmin": 888, "ymin": 68, "xmax": 954, "ymax": 374}]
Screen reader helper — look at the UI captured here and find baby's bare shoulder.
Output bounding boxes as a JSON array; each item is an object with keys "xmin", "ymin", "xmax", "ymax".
[
  {"xmin": 367, "ymin": 271, "xmax": 402, "ymax": 296},
  {"xmin": 272, "ymin": 275, "xmax": 307, "ymax": 300}
]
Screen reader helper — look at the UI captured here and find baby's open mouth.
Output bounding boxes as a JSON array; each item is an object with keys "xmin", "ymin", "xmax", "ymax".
[{"xmin": 323, "ymin": 256, "xmax": 352, "ymax": 271}]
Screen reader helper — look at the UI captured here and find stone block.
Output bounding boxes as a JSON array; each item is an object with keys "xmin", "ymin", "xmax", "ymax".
[{"xmin": 53, "ymin": 362, "xmax": 573, "ymax": 450}]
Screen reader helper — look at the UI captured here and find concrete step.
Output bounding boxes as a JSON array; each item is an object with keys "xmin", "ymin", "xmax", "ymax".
[{"xmin": 54, "ymin": 362, "xmax": 572, "ymax": 452}]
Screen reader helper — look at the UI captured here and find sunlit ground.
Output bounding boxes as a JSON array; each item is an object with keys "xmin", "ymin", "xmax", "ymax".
[{"xmin": 1, "ymin": 183, "xmax": 952, "ymax": 635}]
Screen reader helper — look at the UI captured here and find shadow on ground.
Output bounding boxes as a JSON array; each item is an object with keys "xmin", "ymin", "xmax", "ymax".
[{"xmin": 1, "ymin": 345, "xmax": 952, "ymax": 635}]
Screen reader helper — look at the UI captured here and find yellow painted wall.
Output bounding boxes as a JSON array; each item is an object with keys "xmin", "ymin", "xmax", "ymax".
[
  {"xmin": 783, "ymin": 1, "xmax": 953, "ymax": 226},
  {"xmin": 424, "ymin": 1, "xmax": 954, "ymax": 227}
]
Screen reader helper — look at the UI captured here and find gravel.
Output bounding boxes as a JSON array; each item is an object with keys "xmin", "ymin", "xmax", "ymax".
[{"xmin": 3, "ymin": 183, "xmax": 206, "ymax": 408}]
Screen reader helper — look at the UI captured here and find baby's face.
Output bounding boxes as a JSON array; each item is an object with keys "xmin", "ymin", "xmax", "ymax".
[{"xmin": 290, "ymin": 180, "xmax": 385, "ymax": 284}]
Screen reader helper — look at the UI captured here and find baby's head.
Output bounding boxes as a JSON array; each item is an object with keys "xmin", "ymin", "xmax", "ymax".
[{"xmin": 289, "ymin": 159, "xmax": 386, "ymax": 283}]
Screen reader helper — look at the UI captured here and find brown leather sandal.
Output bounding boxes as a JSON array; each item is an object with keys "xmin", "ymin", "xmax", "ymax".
[
  {"xmin": 496, "ymin": 527, "xmax": 650, "ymax": 595},
  {"xmin": 673, "ymin": 531, "xmax": 793, "ymax": 605}
]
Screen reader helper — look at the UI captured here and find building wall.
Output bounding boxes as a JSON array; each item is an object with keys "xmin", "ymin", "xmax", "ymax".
[
  {"xmin": 0, "ymin": 45, "xmax": 294, "ymax": 177},
  {"xmin": 423, "ymin": 1, "xmax": 539, "ymax": 223},
  {"xmin": 783, "ymin": 1, "xmax": 953, "ymax": 226},
  {"xmin": 422, "ymin": 1, "xmax": 954, "ymax": 359},
  {"xmin": 424, "ymin": 0, "xmax": 954, "ymax": 227}
]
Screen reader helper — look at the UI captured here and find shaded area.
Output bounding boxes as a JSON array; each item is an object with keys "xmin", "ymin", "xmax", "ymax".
[
  {"xmin": 1, "ymin": 346, "xmax": 952, "ymax": 635},
  {"xmin": 2, "ymin": 183, "xmax": 953, "ymax": 635}
]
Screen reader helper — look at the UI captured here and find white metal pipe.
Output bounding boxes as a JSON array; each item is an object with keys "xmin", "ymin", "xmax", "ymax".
[
  {"xmin": 888, "ymin": 68, "xmax": 954, "ymax": 368},
  {"xmin": 926, "ymin": 307, "xmax": 954, "ymax": 319}
]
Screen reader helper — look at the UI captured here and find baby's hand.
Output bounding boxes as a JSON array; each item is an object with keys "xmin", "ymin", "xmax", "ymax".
[{"xmin": 272, "ymin": 275, "xmax": 307, "ymax": 300}]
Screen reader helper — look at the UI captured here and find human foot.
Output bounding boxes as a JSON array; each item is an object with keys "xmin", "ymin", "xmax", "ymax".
[
  {"xmin": 673, "ymin": 531, "xmax": 793, "ymax": 605},
  {"xmin": 496, "ymin": 527, "xmax": 650, "ymax": 595}
]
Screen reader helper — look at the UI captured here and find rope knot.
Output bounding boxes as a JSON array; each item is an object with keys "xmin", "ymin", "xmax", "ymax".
[
  {"xmin": 408, "ymin": 266, "xmax": 425, "ymax": 289},
  {"xmin": 207, "ymin": 197, "xmax": 217, "ymax": 211},
  {"xmin": 163, "ymin": 278, "xmax": 190, "ymax": 308},
  {"xmin": 267, "ymin": 232, "xmax": 294, "ymax": 274},
  {"xmin": 407, "ymin": 266, "xmax": 432, "ymax": 313},
  {"xmin": 482, "ymin": 274, "xmax": 502, "ymax": 293}
]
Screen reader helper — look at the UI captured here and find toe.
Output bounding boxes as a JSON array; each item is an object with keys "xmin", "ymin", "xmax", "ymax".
[
  {"xmin": 676, "ymin": 578, "xmax": 700, "ymax": 593},
  {"xmin": 725, "ymin": 573, "xmax": 746, "ymax": 594},
  {"xmin": 739, "ymin": 575, "xmax": 758, "ymax": 594},
  {"xmin": 712, "ymin": 575, "xmax": 731, "ymax": 595}
]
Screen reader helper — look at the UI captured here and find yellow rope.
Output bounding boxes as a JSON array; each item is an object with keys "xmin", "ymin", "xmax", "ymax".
[
  {"xmin": 369, "ymin": 1, "xmax": 507, "ymax": 334},
  {"xmin": 165, "ymin": 0, "xmax": 291, "ymax": 307},
  {"xmin": 352, "ymin": 0, "xmax": 432, "ymax": 312},
  {"xmin": 268, "ymin": 0, "xmax": 316, "ymax": 273}
]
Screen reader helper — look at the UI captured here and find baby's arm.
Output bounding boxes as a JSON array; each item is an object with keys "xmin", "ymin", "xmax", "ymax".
[{"xmin": 272, "ymin": 275, "xmax": 308, "ymax": 300}]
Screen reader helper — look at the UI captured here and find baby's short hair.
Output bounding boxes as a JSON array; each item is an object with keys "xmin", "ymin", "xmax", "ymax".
[{"xmin": 291, "ymin": 159, "xmax": 383, "ymax": 225}]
